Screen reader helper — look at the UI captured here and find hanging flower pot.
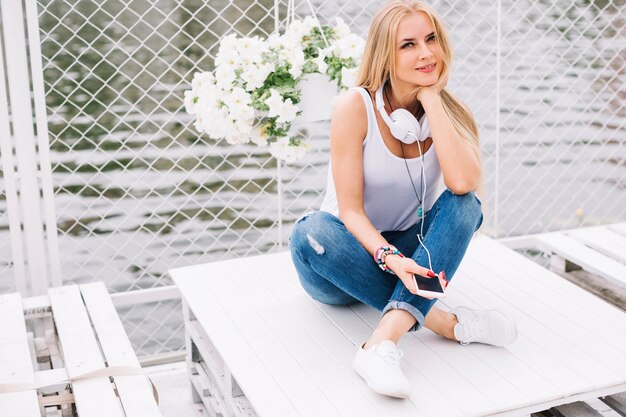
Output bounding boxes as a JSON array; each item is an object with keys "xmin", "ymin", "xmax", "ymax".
[
  {"xmin": 297, "ymin": 72, "xmax": 340, "ymax": 123},
  {"xmin": 183, "ymin": 17, "xmax": 365, "ymax": 163}
]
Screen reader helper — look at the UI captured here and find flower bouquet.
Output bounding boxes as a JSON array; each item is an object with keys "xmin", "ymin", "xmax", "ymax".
[{"xmin": 183, "ymin": 17, "xmax": 365, "ymax": 163}]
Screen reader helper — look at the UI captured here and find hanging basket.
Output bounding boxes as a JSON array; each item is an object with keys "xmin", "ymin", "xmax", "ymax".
[
  {"xmin": 297, "ymin": 73, "xmax": 340, "ymax": 123},
  {"xmin": 183, "ymin": 16, "xmax": 365, "ymax": 163}
]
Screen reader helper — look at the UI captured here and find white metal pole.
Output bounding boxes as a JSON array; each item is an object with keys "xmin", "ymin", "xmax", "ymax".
[
  {"xmin": 0, "ymin": 28, "xmax": 28, "ymax": 295},
  {"xmin": 275, "ymin": 0, "xmax": 283, "ymax": 251},
  {"xmin": 25, "ymin": 0, "xmax": 63, "ymax": 287},
  {"xmin": 274, "ymin": 0, "xmax": 280, "ymax": 32},
  {"xmin": 277, "ymin": 158, "xmax": 283, "ymax": 250},
  {"xmin": 1, "ymin": 0, "xmax": 50, "ymax": 295},
  {"xmin": 494, "ymin": 0, "xmax": 501, "ymax": 238}
]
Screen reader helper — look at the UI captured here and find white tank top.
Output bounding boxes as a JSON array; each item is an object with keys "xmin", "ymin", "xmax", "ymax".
[{"xmin": 319, "ymin": 87, "xmax": 446, "ymax": 232}]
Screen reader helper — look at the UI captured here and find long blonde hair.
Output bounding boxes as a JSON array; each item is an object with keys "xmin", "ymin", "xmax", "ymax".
[{"xmin": 356, "ymin": 0, "xmax": 484, "ymax": 198}]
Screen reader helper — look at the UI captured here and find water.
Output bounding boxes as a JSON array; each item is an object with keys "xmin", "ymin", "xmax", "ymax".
[{"xmin": 0, "ymin": 0, "xmax": 624, "ymax": 355}]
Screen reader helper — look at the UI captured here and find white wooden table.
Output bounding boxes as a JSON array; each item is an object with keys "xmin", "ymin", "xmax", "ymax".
[
  {"xmin": 0, "ymin": 282, "xmax": 161, "ymax": 417},
  {"xmin": 171, "ymin": 235, "xmax": 626, "ymax": 417}
]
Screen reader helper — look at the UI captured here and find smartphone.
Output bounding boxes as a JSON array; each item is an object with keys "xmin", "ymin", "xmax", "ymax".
[{"xmin": 412, "ymin": 272, "xmax": 447, "ymax": 299}]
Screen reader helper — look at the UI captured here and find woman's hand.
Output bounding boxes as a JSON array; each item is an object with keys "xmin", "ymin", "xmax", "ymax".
[
  {"xmin": 417, "ymin": 72, "xmax": 448, "ymax": 101},
  {"xmin": 385, "ymin": 255, "xmax": 444, "ymax": 299}
]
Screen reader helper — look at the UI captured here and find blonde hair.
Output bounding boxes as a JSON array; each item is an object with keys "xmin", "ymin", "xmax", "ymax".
[{"xmin": 356, "ymin": 0, "xmax": 484, "ymax": 199}]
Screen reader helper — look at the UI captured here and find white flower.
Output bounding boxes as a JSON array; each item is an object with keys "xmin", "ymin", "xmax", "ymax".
[
  {"xmin": 183, "ymin": 19, "xmax": 366, "ymax": 162},
  {"xmin": 269, "ymin": 137, "xmax": 311, "ymax": 164},
  {"xmin": 312, "ymin": 48, "xmax": 328, "ymax": 74},
  {"xmin": 193, "ymin": 114, "xmax": 205, "ymax": 133},
  {"xmin": 225, "ymin": 134, "xmax": 248, "ymax": 145},
  {"xmin": 266, "ymin": 89, "xmax": 299, "ymax": 123},
  {"xmin": 248, "ymin": 125, "xmax": 270, "ymax": 147},
  {"xmin": 334, "ymin": 17, "xmax": 352, "ymax": 39},
  {"xmin": 215, "ymin": 45, "xmax": 241, "ymax": 69},
  {"xmin": 287, "ymin": 48, "xmax": 305, "ymax": 79},
  {"xmin": 214, "ymin": 65, "xmax": 237, "ymax": 91},
  {"xmin": 333, "ymin": 33, "xmax": 365, "ymax": 60},
  {"xmin": 341, "ymin": 67, "xmax": 358, "ymax": 88},
  {"xmin": 301, "ymin": 16, "xmax": 320, "ymax": 35},
  {"xmin": 285, "ymin": 17, "xmax": 320, "ymax": 41},
  {"xmin": 184, "ymin": 90, "xmax": 198, "ymax": 114},
  {"xmin": 241, "ymin": 62, "xmax": 274, "ymax": 90},
  {"xmin": 191, "ymin": 71, "xmax": 215, "ymax": 91},
  {"xmin": 223, "ymin": 87, "xmax": 252, "ymax": 110}
]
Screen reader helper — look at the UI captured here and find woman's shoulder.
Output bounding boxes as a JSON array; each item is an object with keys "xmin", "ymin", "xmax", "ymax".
[{"xmin": 331, "ymin": 88, "xmax": 368, "ymax": 132}]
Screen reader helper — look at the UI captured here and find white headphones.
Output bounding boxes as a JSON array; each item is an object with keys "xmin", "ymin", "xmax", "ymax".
[{"xmin": 375, "ymin": 81, "xmax": 430, "ymax": 144}]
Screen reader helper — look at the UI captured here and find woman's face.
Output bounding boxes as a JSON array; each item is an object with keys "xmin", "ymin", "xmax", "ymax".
[{"xmin": 394, "ymin": 11, "xmax": 443, "ymax": 91}]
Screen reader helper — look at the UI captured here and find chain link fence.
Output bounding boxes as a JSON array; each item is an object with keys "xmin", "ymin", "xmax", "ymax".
[{"xmin": 0, "ymin": 0, "xmax": 623, "ymax": 357}]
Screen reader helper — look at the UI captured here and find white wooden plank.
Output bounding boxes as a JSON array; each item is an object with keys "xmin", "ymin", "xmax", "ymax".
[
  {"xmin": 436, "ymin": 282, "xmax": 571, "ymax": 398},
  {"xmin": 192, "ymin": 261, "xmax": 342, "ymax": 417},
  {"xmin": 245, "ymin": 254, "xmax": 463, "ymax": 417},
  {"xmin": 483, "ymin": 236, "xmax": 626, "ymax": 343},
  {"xmin": 171, "ymin": 266, "xmax": 301, "ymax": 417},
  {"xmin": 0, "ymin": 293, "xmax": 40, "ymax": 417},
  {"xmin": 535, "ymin": 233, "xmax": 626, "ymax": 286},
  {"xmin": 458, "ymin": 254, "xmax": 625, "ymax": 383},
  {"xmin": 257, "ymin": 252, "xmax": 495, "ymax": 417},
  {"xmin": 79, "ymin": 282, "xmax": 161, "ymax": 417},
  {"xmin": 230, "ymin": 256, "xmax": 424, "ymax": 417},
  {"xmin": 353, "ymin": 299, "xmax": 555, "ymax": 411},
  {"xmin": 607, "ymin": 223, "xmax": 626, "ymax": 237},
  {"xmin": 48, "ymin": 285, "xmax": 124, "ymax": 417},
  {"xmin": 568, "ymin": 227, "xmax": 626, "ymax": 264},
  {"xmin": 439, "ymin": 267, "xmax": 593, "ymax": 403}
]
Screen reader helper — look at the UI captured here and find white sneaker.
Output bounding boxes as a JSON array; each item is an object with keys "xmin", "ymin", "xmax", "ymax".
[
  {"xmin": 352, "ymin": 340, "xmax": 412, "ymax": 399},
  {"xmin": 452, "ymin": 306, "xmax": 518, "ymax": 346}
]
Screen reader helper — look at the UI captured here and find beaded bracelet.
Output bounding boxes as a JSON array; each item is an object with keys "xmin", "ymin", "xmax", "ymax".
[{"xmin": 375, "ymin": 245, "xmax": 404, "ymax": 274}]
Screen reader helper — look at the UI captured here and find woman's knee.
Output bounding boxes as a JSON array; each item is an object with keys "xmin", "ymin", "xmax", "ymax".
[
  {"xmin": 440, "ymin": 189, "xmax": 483, "ymax": 231},
  {"xmin": 289, "ymin": 210, "xmax": 342, "ymax": 260}
]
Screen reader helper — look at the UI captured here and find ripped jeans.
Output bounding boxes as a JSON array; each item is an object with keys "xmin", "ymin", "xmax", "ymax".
[{"xmin": 288, "ymin": 189, "xmax": 483, "ymax": 332}]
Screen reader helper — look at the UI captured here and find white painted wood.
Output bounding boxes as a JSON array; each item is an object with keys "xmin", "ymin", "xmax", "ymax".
[
  {"xmin": 24, "ymin": 0, "xmax": 63, "ymax": 287},
  {"xmin": 534, "ymin": 233, "xmax": 626, "ymax": 287},
  {"xmin": 26, "ymin": 332, "xmax": 37, "ymax": 370},
  {"xmin": 0, "ymin": 0, "xmax": 49, "ymax": 296},
  {"xmin": 476, "ymin": 236, "xmax": 626, "ymax": 349},
  {"xmin": 186, "ymin": 321, "xmax": 226, "ymax": 393},
  {"xmin": 48, "ymin": 285, "xmax": 124, "ymax": 417},
  {"xmin": 172, "ymin": 235, "xmax": 626, "ymax": 417},
  {"xmin": 568, "ymin": 227, "xmax": 626, "ymax": 264},
  {"xmin": 607, "ymin": 223, "xmax": 626, "ymax": 237},
  {"xmin": 224, "ymin": 257, "xmax": 420, "ymax": 417},
  {"xmin": 110, "ymin": 285, "xmax": 181, "ymax": 307},
  {"xmin": 190, "ymin": 261, "xmax": 343, "ymax": 417},
  {"xmin": 487, "ymin": 235, "xmax": 626, "ymax": 333},
  {"xmin": 245, "ymin": 253, "xmax": 466, "ymax": 417},
  {"xmin": 0, "ymin": 293, "xmax": 40, "ymax": 416},
  {"xmin": 22, "ymin": 295, "xmax": 52, "ymax": 318},
  {"xmin": 0, "ymin": 10, "xmax": 27, "ymax": 295},
  {"xmin": 34, "ymin": 368, "xmax": 69, "ymax": 394},
  {"xmin": 79, "ymin": 282, "xmax": 161, "ymax": 417},
  {"xmin": 442, "ymin": 263, "xmax": 588, "ymax": 394},
  {"xmin": 171, "ymin": 265, "xmax": 301, "ymax": 417},
  {"xmin": 460, "ymin": 258, "xmax": 626, "ymax": 378},
  {"xmin": 498, "ymin": 235, "xmax": 542, "ymax": 250}
]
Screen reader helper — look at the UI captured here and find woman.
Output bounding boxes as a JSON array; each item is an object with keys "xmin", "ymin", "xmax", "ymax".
[{"xmin": 289, "ymin": 0, "xmax": 517, "ymax": 399}]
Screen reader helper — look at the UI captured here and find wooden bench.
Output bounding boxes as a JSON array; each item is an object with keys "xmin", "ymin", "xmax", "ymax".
[
  {"xmin": 171, "ymin": 235, "xmax": 626, "ymax": 417},
  {"xmin": 0, "ymin": 282, "xmax": 161, "ymax": 417}
]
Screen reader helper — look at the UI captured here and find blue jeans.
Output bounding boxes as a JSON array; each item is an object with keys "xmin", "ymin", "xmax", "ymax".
[{"xmin": 288, "ymin": 189, "xmax": 483, "ymax": 332}]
